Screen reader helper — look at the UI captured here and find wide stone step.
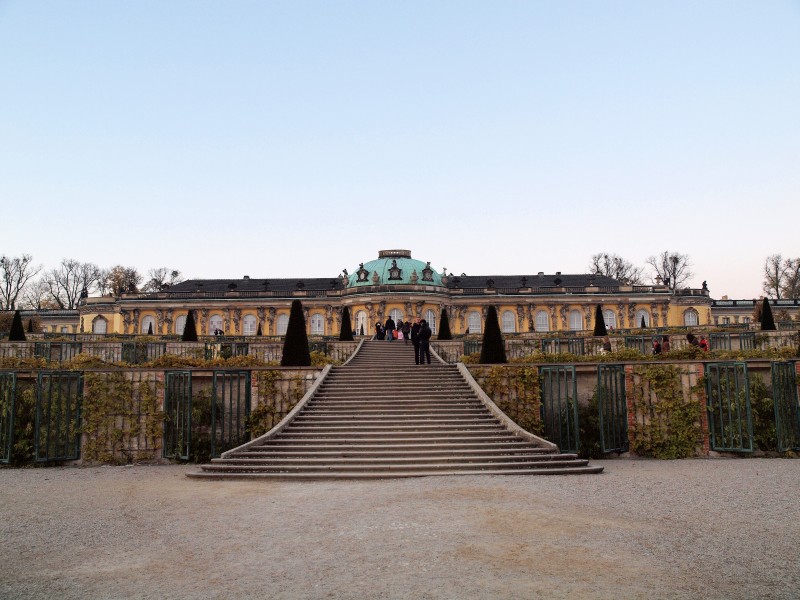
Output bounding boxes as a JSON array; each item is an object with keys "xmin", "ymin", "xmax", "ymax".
[
  {"xmin": 196, "ymin": 458, "xmax": 590, "ymax": 472},
  {"xmin": 281, "ymin": 423, "xmax": 507, "ymax": 433},
  {"xmin": 291, "ymin": 417, "xmax": 498, "ymax": 426},
  {"xmin": 228, "ymin": 447, "xmax": 560, "ymax": 458},
  {"xmin": 303, "ymin": 408, "xmax": 490, "ymax": 416},
  {"xmin": 271, "ymin": 433, "xmax": 522, "ymax": 443},
  {"xmin": 249, "ymin": 440, "xmax": 544, "ymax": 451},
  {"xmin": 211, "ymin": 456, "xmax": 583, "ymax": 467},
  {"xmin": 187, "ymin": 465, "xmax": 605, "ymax": 479}
]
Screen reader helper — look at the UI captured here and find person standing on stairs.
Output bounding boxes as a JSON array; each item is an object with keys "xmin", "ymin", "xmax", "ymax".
[
  {"xmin": 411, "ymin": 318, "xmax": 421, "ymax": 364},
  {"xmin": 384, "ymin": 315, "xmax": 396, "ymax": 342},
  {"xmin": 402, "ymin": 319, "xmax": 411, "ymax": 345},
  {"xmin": 418, "ymin": 319, "xmax": 432, "ymax": 364}
]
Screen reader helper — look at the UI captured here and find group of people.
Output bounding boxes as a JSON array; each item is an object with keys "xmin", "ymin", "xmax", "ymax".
[
  {"xmin": 602, "ymin": 333, "xmax": 710, "ymax": 355},
  {"xmin": 375, "ymin": 316, "xmax": 432, "ymax": 364}
]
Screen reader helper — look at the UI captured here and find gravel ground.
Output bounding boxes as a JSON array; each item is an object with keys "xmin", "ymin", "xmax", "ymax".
[{"xmin": 1, "ymin": 459, "xmax": 799, "ymax": 600}]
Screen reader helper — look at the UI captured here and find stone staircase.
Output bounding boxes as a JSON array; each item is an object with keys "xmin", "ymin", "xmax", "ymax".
[{"xmin": 188, "ymin": 340, "xmax": 603, "ymax": 479}]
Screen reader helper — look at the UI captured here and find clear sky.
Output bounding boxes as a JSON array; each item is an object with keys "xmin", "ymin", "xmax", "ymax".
[{"xmin": 1, "ymin": 1, "xmax": 798, "ymax": 299}]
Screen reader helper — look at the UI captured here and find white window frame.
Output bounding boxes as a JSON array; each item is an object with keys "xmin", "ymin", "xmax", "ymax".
[
  {"xmin": 92, "ymin": 317, "xmax": 107, "ymax": 334},
  {"xmin": 501, "ymin": 310, "xmax": 516, "ymax": 333},
  {"xmin": 209, "ymin": 315, "xmax": 223, "ymax": 335},
  {"xmin": 535, "ymin": 310, "xmax": 549, "ymax": 332},
  {"xmin": 467, "ymin": 311, "xmax": 482, "ymax": 334},
  {"xmin": 389, "ymin": 308, "xmax": 404, "ymax": 323},
  {"xmin": 141, "ymin": 316, "xmax": 156, "ymax": 334},
  {"xmin": 310, "ymin": 313, "xmax": 325, "ymax": 335},
  {"xmin": 569, "ymin": 310, "xmax": 583, "ymax": 331},
  {"xmin": 276, "ymin": 314, "xmax": 289, "ymax": 336},
  {"xmin": 355, "ymin": 311, "xmax": 368, "ymax": 336},
  {"xmin": 603, "ymin": 309, "xmax": 616, "ymax": 329},
  {"xmin": 425, "ymin": 309, "xmax": 437, "ymax": 334},
  {"xmin": 684, "ymin": 309, "xmax": 699, "ymax": 327},
  {"xmin": 635, "ymin": 309, "xmax": 650, "ymax": 328},
  {"xmin": 243, "ymin": 314, "xmax": 257, "ymax": 336},
  {"xmin": 175, "ymin": 315, "xmax": 187, "ymax": 335}
]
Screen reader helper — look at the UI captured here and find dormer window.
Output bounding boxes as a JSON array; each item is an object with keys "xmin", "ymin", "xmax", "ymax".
[
  {"xmin": 422, "ymin": 262, "xmax": 434, "ymax": 282},
  {"xmin": 388, "ymin": 260, "xmax": 402, "ymax": 281},
  {"xmin": 356, "ymin": 263, "xmax": 369, "ymax": 282}
]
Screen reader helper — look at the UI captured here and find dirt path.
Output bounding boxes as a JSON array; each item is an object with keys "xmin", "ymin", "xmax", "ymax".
[{"xmin": 1, "ymin": 460, "xmax": 799, "ymax": 599}]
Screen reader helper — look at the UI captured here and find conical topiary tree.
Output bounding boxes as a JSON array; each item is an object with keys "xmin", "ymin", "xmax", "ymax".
[
  {"xmin": 182, "ymin": 310, "xmax": 198, "ymax": 342},
  {"xmin": 593, "ymin": 304, "xmax": 608, "ymax": 336},
  {"xmin": 27, "ymin": 318, "xmax": 34, "ymax": 333},
  {"xmin": 760, "ymin": 297, "xmax": 776, "ymax": 331},
  {"xmin": 256, "ymin": 322, "xmax": 263, "ymax": 336},
  {"xmin": 281, "ymin": 299, "xmax": 311, "ymax": 366},
  {"xmin": 339, "ymin": 306, "xmax": 354, "ymax": 341},
  {"xmin": 9, "ymin": 310, "xmax": 26, "ymax": 341},
  {"xmin": 437, "ymin": 307, "xmax": 452, "ymax": 340},
  {"xmin": 479, "ymin": 305, "xmax": 506, "ymax": 364},
  {"xmin": 640, "ymin": 316, "xmax": 646, "ymax": 329},
  {"xmin": 147, "ymin": 322, "xmax": 153, "ymax": 335}
]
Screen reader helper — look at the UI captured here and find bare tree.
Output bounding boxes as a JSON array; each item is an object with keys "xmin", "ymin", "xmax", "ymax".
[
  {"xmin": 101, "ymin": 265, "xmax": 142, "ymax": 296},
  {"xmin": 762, "ymin": 254, "xmax": 786, "ymax": 299},
  {"xmin": 142, "ymin": 268, "xmax": 183, "ymax": 292},
  {"xmin": 589, "ymin": 253, "xmax": 644, "ymax": 285},
  {"xmin": 42, "ymin": 259, "xmax": 103, "ymax": 309},
  {"xmin": 21, "ymin": 278, "xmax": 60, "ymax": 310},
  {"xmin": 0, "ymin": 254, "xmax": 41, "ymax": 310},
  {"xmin": 782, "ymin": 257, "xmax": 800, "ymax": 298},
  {"xmin": 646, "ymin": 251, "xmax": 693, "ymax": 291}
]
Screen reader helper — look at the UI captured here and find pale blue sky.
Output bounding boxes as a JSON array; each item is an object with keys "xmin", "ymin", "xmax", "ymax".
[{"xmin": 1, "ymin": 1, "xmax": 798, "ymax": 298}]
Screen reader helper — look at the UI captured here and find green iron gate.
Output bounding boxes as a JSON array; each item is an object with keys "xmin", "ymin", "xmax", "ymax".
[
  {"xmin": 597, "ymin": 365, "xmax": 628, "ymax": 453},
  {"xmin": 211, "ymin": 370, "xmax": 251, "ymax": 457},
  {"xmin": 122, "ymin": 342, "xmax": 167, "ymax": 364},
  {"xmin": 540, "ymin": 366, "xmax": 579, "ymax": 453},
  {"xmin": 709, "ymin": 333, "xmax": 731, "ymax": 351},
  {"xmin": 739, "ymin": 332, "xmax": 756, "ymax": 351},
  {"xmin": 705, "ymin": 362, "xmax": 753, "ymax": 452},
  {"xmin": 772, "ymin": 361, "xmax": 799, "ymax": 452},
  {"xmin": 163, "ymin": 371, "xmax": 192, "ymax": 460},
  {"xmin": 624, "ymin": 336, "xmax": 649, "ymax": 354},
  {"xmin": 0, "ymin": 372, "xmax": 15, "ymax": 463},
  {"xmin": 35, "ymin": 371, "xmax": 83, "ymax": 462},
  {"xmin": 542, "ymin": 338, "xmax": 585, "ymax": 355}
]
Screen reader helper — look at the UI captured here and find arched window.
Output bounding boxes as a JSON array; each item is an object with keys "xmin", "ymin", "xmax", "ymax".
[
  {"xmin": 603, "ymin": 309, "xmax": 616, "ymax": 329},
  {"xmin": 467, "ymin": 311, "xmax": 482, "ymax": 334},
  {"xmin": 243, "ymin": 314, "xmax": 257, "ymax": 335},
  {"xmin": 92, "ymin": 317, "xmax": 107, "ymax": 334},
  {"xmin": 208, "ymin": 315, "xmax": 223, "ymax": 335},
  {"xmin": 501, "ymin": 310, "xmax": 516, "ymax": 333},
  {"xmin": 389, "ymin": 308, "xmax": 404, "ymax": 323},
  {"xmin": 141, "ymin": 315, "xmax": 156, "ymax": 334},
  {"xmin": 355, "ymin": 311, "xmax": 368, "ymax": 336},
  {"xmin": 425, "ymin": 309, "xmax": 437, "ymax": 334},
  {"xmin": 175, "ymin": 315, "xmax": 186, "ymax": 335},
  {"xmin": 310, "ymin": 313, "xmax": 325, "ymax": 335},
  {"xmin": 684, "ymin": 309, "xmax": 699, "ymax": 326},
  {"xmin": 535, "ymin": 310, "xmax": 550, "ymax": 332},
  {"xmin": 276, "ymin": 314, "xmax": 289, "ymax": 336},
  {"xmin": 569, "ymin": 310, "xmax": 583, "ymax": 331},
  {"xmin": 635, "ymin": 309, "xmax": 650, "ymax": 328}
]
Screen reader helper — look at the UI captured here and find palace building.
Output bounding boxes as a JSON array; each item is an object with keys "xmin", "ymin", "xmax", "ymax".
[{"xmin": 77, "ymin": 249, "xmax": 712, "ymax": 336}]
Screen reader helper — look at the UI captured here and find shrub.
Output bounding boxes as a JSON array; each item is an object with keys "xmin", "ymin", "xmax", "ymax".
[
  {"xmin": 479, "ymin": 306, "xmax": 506, "ymax": 364},
  {"xmin": 438, "ymin": 308, "xmax": 452, "ymax": 340},
  {"xmin": 593, "ymin": 304, "xmax": 607, "ymax": 336},
  {"xmin": 281, "ymin": 300, "xmax": 311, "ymax": 366},
  {"xmin": 182, "ymin": 310, "xmax": 198, "ymax": 342},
  {"xmin": 339, "ymin": 306, "xmax": 354, "ymax": 341}
]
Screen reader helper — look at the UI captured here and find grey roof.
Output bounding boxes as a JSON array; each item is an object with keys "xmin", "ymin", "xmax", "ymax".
[
  {"xmin": 167, "ymin": 278, "xmax": 344, "ymax": 293},
  {"xmin": 447, "ymin": 273, "xmax": 622, "ymax": 289}
]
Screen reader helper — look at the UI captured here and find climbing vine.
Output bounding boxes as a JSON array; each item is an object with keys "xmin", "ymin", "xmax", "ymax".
[
  {"xmin": 82, "ymin": 372, "xmax": 163, "ymax": 464},
  {"xmin": 247, "ymin": 371, "xmax": 314, "ymax": 437},
  {"xmin": 469, "ymin": 366, "xmax": 543, "ymax": 435},
  {"xmin": 628, "ymin": 365, "xmax": 704, "ymax": 459}
]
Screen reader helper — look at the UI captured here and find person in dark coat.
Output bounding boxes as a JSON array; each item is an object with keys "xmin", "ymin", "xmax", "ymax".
[
  {"xmin": 375, "ymin": 322, "xmax": 385, "ymax": 340},
  {"xmin": 384, "ymin": 316, "xmax": 396, "ymax": 342},
  {"xmin": 418, "ymin": 319, "xmax": 432, "ymax": 364},
  {"xmin": 652, "ymin": 338, "xmax": 662, "ymax": 355},
  {"xmin": 662, "ymin": 335, "xmax": 671, "ymax": 352},
  {"xmin": 402, "ymin": 319, "xmax": 411, "ymax": 345},
  {"xmin": 410, "ymin": 319, "xmax": 421, "ymax": 364}
]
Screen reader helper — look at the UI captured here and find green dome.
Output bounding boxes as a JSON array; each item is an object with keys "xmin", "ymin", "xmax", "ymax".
[{"xmin": 348, "ymin": 250, "xmax": 442, "ymax": 287}]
